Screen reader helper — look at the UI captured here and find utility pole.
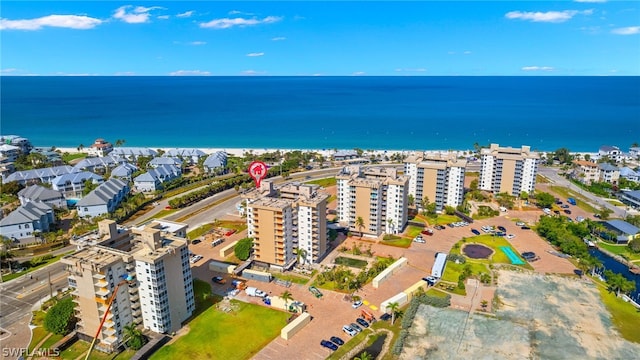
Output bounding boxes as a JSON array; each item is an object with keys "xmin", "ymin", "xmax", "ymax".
[{"xmin": 48, "ymin": 270, "xmax": 53, "ymax": 299}]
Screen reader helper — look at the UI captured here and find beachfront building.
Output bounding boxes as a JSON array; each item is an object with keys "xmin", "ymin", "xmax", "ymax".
[
  {"xmin": 0, "ymin": 155, "xmax": 14, "ymax": 179},
  {"xmin": 110, "ymin": 147, "xmax": 158, "ymax": 162},
  {"xmin": 0, "ymin": 202, "xmax": 54, "ymax": 241},
  {"xmin": 620, "ymin": 190, "xmax": 640, "ymax": 209},
  {"xmin": 110, "ymin": 163, "xmax": 138, "ymax": 181},
  {"xmin": 31, "ymin": 147, "xmax": 63, "ymax": 165},
  {"xmin": 333, "ymin": 150, "xmax": 359, "ymax": 161},
  {"xmin": 72, "ymin": 156, "xmax": 123, "ymax": 175},
  {"xmin": 133, "ymin": 164, "xmax": 181, "ymax": 192},
  {"xmin": 244, "ymin": 181, "xmax": 329, "ymax": 268},
  {"xmin": 620, "ymin": 167, "xmax": 640, "ymax": 183},
  {"xmin": 597, "ymin": 145, "xmax": 624, "ymax": 163},
  {"xmin": 133, "ymin": 219, "xmax": 188, "ymax": 239},
  {"xmin": 572, "ymin": 160, "xmax": 600, "ymax": 185},
  {"xmin": 18, "ymin": 185, "xmax": 67, "ymax": 209},
  {"xmin": 203, "ymin": 151, "xmax": 228, "ymax": 174},
  {"xmin": 336, "ymin": 165, "xmax": 409, "ymax": 236},
  {"xmin": 149, "ymin": 157, "xmax": 183, "ymax": 169},
  {"xmin": 479, "ymin": 144, "xmax": 540, "ymax": 196},
  {"xmin": 404, "ymin": 152, "xmax": 466, "ymax": 211},
  {"xmin": 3, "ymin": 165, "xmax": 76, "ymax": 185},
  {"xmin": 87, "ymin": 138, "xmax": 114, "ymax": 158},
  {"xmin": 601, "ymin": 219, "xmax": 640, "ymax": 244},
  {"xmin": 0, "ymin": 144, "xmax": 21, "ymax": 163},
  {"xmin": 598, "ymin": 163, "xmax": 620, "ymax": 185},
  {"xmin": 0, "ymin": 134, "xmax": 33, "ymax": 154},
  {"xmin": 77, "ymin": 179, "xmax": 130, "ymax": 218},
  {"xmin": 630, "ymin": 147, "xmax": 640, "ymax": 160},
  {"xmin": 63, "ymin": 220, "xmax": 194, "ymax": 353},
  {"xmin": 163, "ymin": 148, "xmax": 207, "ymax": 165},
  {"xmin": 51, "ymin": 172, "xmax": 104, "ymax": 198}
]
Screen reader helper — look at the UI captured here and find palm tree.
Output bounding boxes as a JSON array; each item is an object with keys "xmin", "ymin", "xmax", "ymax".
[
  {"xmin": 480, "ymin": 300, "xmax": 488, "ymax": 311},
  {"xmin": 387, "ymin": 218, "xmax": 395, "ymax": 234},
  {"xmin": 123, "ymin": 323, "xmax": 145, "ymax": 350},
  {"xmin": 293, "ymin": 247, "xmax": 308, "ymax": 266},
  {"xmin": 354, "ymin": 351, "xmax": 373, "ymax": 360},
  {"xmin": 281, "ymin": 290, "xmax": 293, "ymax": 311},
  {"xmin": 115, "ymin": 139, "xmax": 126, "ymax": 147},
  {"xmin": 388, "ymin": 302, "xmax": 400, "ymax": 325},
  {"xmin": 355, "ymin": 216, "xmax": 365, "ymax": 238}
]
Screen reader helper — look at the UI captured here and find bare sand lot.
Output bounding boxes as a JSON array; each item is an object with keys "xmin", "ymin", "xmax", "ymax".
[{"xmin": 400, "ymin": 270, "xmax": 640, "ymax": 360}]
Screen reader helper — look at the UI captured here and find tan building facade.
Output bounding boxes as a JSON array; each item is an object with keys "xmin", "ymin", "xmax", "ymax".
[
  {"xmin": 404, "ymin": 152, "xmax": 466, "ymax": 211},
  {"xmin": 572, "ymin": 160, "xmax": 600, "ymax": 185},
  {"xmin": 244, "ymin": 181, "xmax": 329, "ymax": 267},
  {"xmin": 479, "ymin": 144, "xmax": 540, "ymax": 196},
  {"xmin": 336, "ymin": 166, "xmax": 409, "ymax": 236}
]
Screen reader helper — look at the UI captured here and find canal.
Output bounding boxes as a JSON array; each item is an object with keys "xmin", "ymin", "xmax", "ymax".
[{"xmin": 589, "ymin": 248, "xmax": 640, "ymax": 301}]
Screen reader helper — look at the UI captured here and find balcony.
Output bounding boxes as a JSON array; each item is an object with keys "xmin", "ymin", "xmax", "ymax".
[
  {"xmin": 94, "ymin": 279, "xmax": 108, "ymax": 288},
  {"xmin": 130, "ymin": 294, "xmax": 139, "ymax": 302},
  {"xmin": 102, "ymin": 327, "xmax": 117, "ymax": 336},
  {"xmin": 102, "ymin": 335, "xmax": 119, "ymax": 345},
  {"xmin": 93, "ymin": 272, "xmax": 106, "ymax": 280},
  {"xmin": 132, "ymin": 309, "xmax": 142, "ymax": 317},
  {"xmin": 95, "ymin": 287, "xmax": 110, "ymax": 297},
  {"xmin": 95, "ymin": 296, "xmax": 109, "ymax": 305},
  {"xmin": 133, "ymin": 317, "xmax": 143, "ymax": 324}
]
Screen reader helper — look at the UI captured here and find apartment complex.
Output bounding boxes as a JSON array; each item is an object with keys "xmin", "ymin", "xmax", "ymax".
[
  {"xmin": 336, "ymin": 166, "xmax": 409, "ymax": 236},
  {"xmin": 62, "ymin": 220, "xmax": 194, "ymax": 353},
  {"xmin": 244, "ymin": 181, "xmax": 329, "ymax": 268},
  {"xmin": 479, "ymin": 144, "xmax": 540, "ymax": 196},
  {"xmin": 404, "ymin": 152, "xmax": 466, "ymax": 211}
]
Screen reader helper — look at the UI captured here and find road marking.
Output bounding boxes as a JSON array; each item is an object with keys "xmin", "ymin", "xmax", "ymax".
[{"xmin": 369, "ymin": 305, "xmax": 378, "ymax": 311}]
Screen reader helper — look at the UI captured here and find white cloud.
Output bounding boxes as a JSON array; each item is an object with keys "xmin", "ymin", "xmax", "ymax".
[
  {"xmin": 352, "ymin": 71, "xmax": 366, "ymax": 76},
  {"xmin": 521, "ymin": 66, "xmax": 554, "ymax": 71},
  {"xmin": 114, "ymin": 71, "xmax": 135, "ymax": 76},
  {"xmin": 229, "ymin": 10, "xmax": 255, "ymax": 16},
  {"xmin": 271, "ymin": 36, "xmax": 286, "ymax": 41},
  {"xmin": 611, "ymin": 26, "xmax": 640, "ymax": 35},
  {"xmin": 505, "ymin": 10, "xmax": 592, "ymax": 23},
  {"xmin": 177, "ymin": 10, "xmax": 194, "ymax": 18},
  {"xmin": 0, "ymin": 14, "xmax": 103, "ymax": 30},
  {"xmin": 246, "ymin": 52, "xmax": 264, "ymax": 57},
  {"xmin": 157, "ymin": 15, "xmax": 170, "ymax": 20},
  {"xmin": 113, "ymin": 5, "xmax": 164, "ymax": 24},
  {"xmin": 1, "ymin": 68, "xmax": 19, "ymax": 73},
  {"xmin": 200, "ymin": 16, "xmax": 282, "ymax": 29},
  {"xmin": 55, "ymin": 72, "xmax": 99, "ymax": 76},
  {"xmin": 189, "ymin": 41, "xmax": 207, "ymax": 46},
  {"xmin": 463, "ymin": 51, "xmax": 472, "ymax": 55},
  {"xmin": 242, "ymin": 70, "xmax": 267, "ymax": 75},
  {"xmin": 169, "ymin": 70, "xmax": 211, "ymax": 76}
]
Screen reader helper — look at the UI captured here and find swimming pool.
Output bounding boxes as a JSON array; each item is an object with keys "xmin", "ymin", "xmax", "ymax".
[{"xmin": 499, "ymin": 246, "xmax": 525, "ymax": 265}]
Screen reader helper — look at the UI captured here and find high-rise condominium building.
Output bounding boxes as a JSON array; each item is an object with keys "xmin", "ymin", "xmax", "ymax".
[
  {"xmin": 336, "ymin": 166, "xmax": 409, "ymax": 236},
  {"xmin": 404, "ymin": 152, "xmax": 467, "ymax": 211},
  {"xmin": 479, "ymin": 144, "xmax": 540, "ymax": 196},
  {"xmin": 244, "ymin": 181, "xmax": 329, "ymax": 268},
  {"xmin": 62, "ymin": 220, "xmax": 194, "ymax": 353}
]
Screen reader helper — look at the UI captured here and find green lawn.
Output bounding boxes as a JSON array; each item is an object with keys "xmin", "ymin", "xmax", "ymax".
[
  {"xmin": 598, "ymin": 242, "xmax": 640, "ymax": 261},
  {"xmin": 1, "ymin": 251, "xmax": 74, "ymax": 282},
  {"xmin": 425, "ymin": 288, "xmax": 450, "ymax": 298},
  {"xmin": 273, "ymin": 273, "xmax": 311, "ymax": 285},
  {"xmin": 306, "ymin": 177, "xmax": 337, "ymax": 187},
  {"xmin": 451, "ymin": 235, "xmax": 529, "ymax": 265},
  {"xmin": 606, "ymin": 199, "xmax": 625, "ymax": 206},
  {"xmin": 595, "ymin": 282, "xmax": 640, "ymax": 343},
  {"xmin": 404, "ymin": 225, "xmax": 423, "ymax": 238},
  {"xmin": 29, "ymin": 327, "xmax": 49, "ymax": 352},
  {"xmin": 59, "ymin": 339, "xmax": 125, "ymax": 360},
  {"xmin": 428, "ymin": 214, "xmax": 459, "ymax": 225},
  {"xmin": 334, "ymin": 256, "xmax": 368, "ymax": 269},
  {"xmin": 187, "ymin": 223, "xmax": 214, "ymax": 240},
  {"xmin": 441, "ymin": 260, "xmax": 490, "ymax": 283},
  {"xmin": 150, "ymin": 301, "xmax": 289, "ymax": 360},
  {"xmin": 381, "ymin": 235, "xmax": 412, "ymax": 248},
  {"xmin": 147, "ymin": 209, "xmax": 177, "ymax": 221},
  {"xmin": 40, "ymin": 333, "xmax": 64, "ymax": 350},
  {"xmin": 549, "ymin": 186, "xmax": 598, "ymax": 213},
  {"xmin": 62, "ymin": 152, "xmax": 87, "ymax": 163},
  {"xmin": 214, "ymin": 220, "xmax": 248, "ymax": 232}
]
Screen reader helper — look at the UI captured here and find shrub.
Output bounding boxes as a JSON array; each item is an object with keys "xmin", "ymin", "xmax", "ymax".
[
  {"xmin": 44, "ymin": 297, "xmax": 76, "ymax": 335},
  {"xmin": 234, "ymin": 237, "xmax": 253, "ymax": 261}
]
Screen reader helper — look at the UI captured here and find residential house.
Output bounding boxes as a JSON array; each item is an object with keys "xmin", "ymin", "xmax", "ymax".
[
  {"xmin": 149, "ymin": 157, "xmax": 183, "ymax": 169},
  {"xmin": 31, "ymin": 147, "xmax": 63, "ymax": 165},
  {"xmin": 18, "ymin": 185, "xmax": 67, "ymax": 209},
  {"xmin": 620, "ymin": 167, "xmax": 640, "ymax": 183},
  {"xmin": 0, "ymin": 202, "xmax": 54, "ymax": 241},
  {"xmin": 598, "ymin": 163, "xmax": 620, "ymax": 185},
  {"xmin": 479, "ymin": 144, "xmax": 540, "ymax": 196},
  {"xmin": 0, "ymin": 144, "xmax": 21, "ymax": 163},
  {"xmin": 598, "ymin": 145, "xmax": 624, "ymax": 163},
  {"xmin": 0, "ymin": 155, "xmax": 14, "ymax": 179},
  {"xmin": 110, "ymin": 163, "xmax": 138, "ymax": 181},
  {"xmin": 202, "ymin": 151, "xmax": 227, "ymax": 174},
  {"xmin": 630, "ymin": 147, "xmax": 640, "ymax": 160},
  {"xmin": 620, "ymin": 190, "xmax": 640, "ymax": 209},
  {"xmin": 0, "ymin": 135, "xmax": 33, "ymax": 154},
  {"xmin": 77, "ymin": 179, "xmax": 129, "ymax": 218},
  {"xmin": 73, "ymin": 156, "xmax": 123, "ymax": 175},
  {"xmin": 601, "ymin": 219, "xmax": 640, "ymax": 244},
  {"xmin": 87, "ymin": 138, "xmax": 113, "ymax": 157},
  {"xmin": 333, "ymin": 150, "xmax": 359, "ymax": 161},
  {"xmin": 110, "ymin": 147, "xmax": 158, "ymax": 162},
  {"xmin": 163, "ymin": 148, "xmax": 207, "ymax": 165},
  {"xmin": 133, "ymin": 164, "xmax": 181, "ymax": 192},
  {"xmin": 52, "ymin": 172, "xmax": 104, "ymax": 198},
  {"xmin": 572, "ymin": 160, "xmax": 600, "ymax": 185},
  {"xmin": 3, "ymin": 165, "xmax": 76, "ymax": 185}
]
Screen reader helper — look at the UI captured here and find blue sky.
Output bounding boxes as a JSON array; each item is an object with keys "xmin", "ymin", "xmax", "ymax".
[{"xmin": 1, "ymin": 1, "xmax": 639, "ymax": 76}]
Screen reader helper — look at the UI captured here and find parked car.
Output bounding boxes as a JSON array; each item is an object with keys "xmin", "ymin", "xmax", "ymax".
[
  {"xmin": 564, "ymin": 209, "xmax": 572, "ymax": 215},
  {"xmin": 594, "ymin": 213, "xmax": 601, "ymax": 218},
  {"xmin": 321, "ymin": 340, "xmax": 338, "ymax": 351},
  {"xmin": 506, "ymin": 234, "xmax": 516, "ymax": 239},
  {"xmin": 434, "ymin": 225, "xmax": 446, "ymax": 230},
  {"xmin": 471, "ymin": 229, "xmax": 481, "ymax": 235},
  {"xmin": 497, "ymin": 226, "xmax": 506, "ymax": 232},
  {"xmin": 422, "ymin": 276, "xmax": 437, "ymax": 285},
  {"xmin": 350, "ymin": 322, "xmax": 363, "ymax": 332},
  {"xmin": 189, "ymin": 255, "xmax": 203, "ymax": 263},
  {"xmin": 330, "ymin": 336, "xmax": 345, "ymax": 346},
  {"xmin": 352, "ymin": 300, "xmax": 363, "ymax": 309},
  {"xmin": 516, "ymin": 222, "xmax": 525, "ymax": 226},
  {"xmin": 380, "ymin": 313, "xmax": 392, "ymax": 321},
  {"xmin": 561, "ymin": 204, "xmax": 570, "ymax": 209},
  {"xmin": 421, "ymin": 229, "xmax": 434, "ymax": 236},
  {"xmin": 342, "ymin": 325, "xmax": 357, "ymax": 337},
  {"xmin": 191, "ymin": 239, "xmax": 201, "ymax": 245},
  {"xmin": 521, "ymin": 226, "xmax": 531, "ymax": 230},
  {"xmin": 356, "ymin": 318, "xmax": 370, "ymax": 328},
  {"xmin": 212, "ymin": 276, "xmax": 226, "ymax": 284},
  {"xmin": 413, "ymin": 237, "xmax": 426, "ymax": 243}
]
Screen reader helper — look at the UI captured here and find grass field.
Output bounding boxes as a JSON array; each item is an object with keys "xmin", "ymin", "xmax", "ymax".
[
  {"xmin": 441, "ymin": 260, "xmax": 490, "ymax": 283},
  {"xmin": 426, "ymin": 288, "xmax": 451, "ymax": 298},
  {"xmin": 404, "ymin": 225, "xmax": 424, "ymax": 238},
  {"xmin": 450, "ymin": 235, "xmax": 531, "ymax": 267},
  {"xmin": 598, "ymin": 242, "xmax": 640, "ymax": 261},
  {"xmin": 150, "ymin": 301, "xmax": 289, "ymax": 360},
  {"xmin": 595, "ymin": 282, "xmax": 640, "ymax": 343},
  {"xmin": 61, "ymin": 152, "xmax": 87, "ymax": 163},
  {"xmin": 306, "ymin": 177, "xmax": 337, "ymax": 187},
  {"xmin": 381, "ymin": 235, "xmax": 412, "ymax": 248},
  {"xmin": 187, "ymin": 223, "xmax": 214, "ymax": 240},
  {"xmin": 214, "ymin": 220, "xmax": 247, "ymax": 232},
  {"xmin": 273, "ymin": 273, "xmax": 311, "ymax": 285},
  {"xmin": 427, "ymin": 214, "xmax": 460, "ymax": 225},
  {"xmin": 606, "ymin": 199, "xmax": 625, "ymax": 206},
  {"xmin": 549, "ymin": 186, "xmax": 597, "ymax": 213},
  {"xmin": 334, "ymin": 256, "xmax": 368, "ymax": 269}
]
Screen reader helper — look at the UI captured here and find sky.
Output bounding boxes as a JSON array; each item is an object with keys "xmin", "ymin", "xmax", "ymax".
[{"xmin": 1, "ymin": 1, "xmax": 639, "ymax": 76}]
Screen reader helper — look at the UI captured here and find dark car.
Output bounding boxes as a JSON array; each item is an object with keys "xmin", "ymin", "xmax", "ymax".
[
  {"xmin": 380, "ymin": 313, "xmax": 392, "ymax": 321},
  {"xmin": 212, "ymin": 276, "xmax": 226, "ymax": 284},
  {"xmin": 321, "ymin": 340, "xmax": 338, "ymax": 351},
  {"xmin": 497, "ymin": 226, "xmax": 506, "ymax": 232},
  {"xmin": 471, "ymin": 229, "xmax": 481, "ymax": 235},
  {"xmin": 356, "ymin": 318, "xmax": 369, "ymax": 328},
  {"xmin": 521, "ymin": 226, "xmax": 531, "ymax": 230},
  {"xmin": 594, "ymin": 213, "xmax": 601, "ymax": 218},
  {"xmin": 191, "ymin": 239, "xmax": 201, "ymax": 245},
  {"xmin": 447, "ymin": 223, "xmax": 455, "ymax": 228},
  {"xmin": 330, "ymin": 336, "xmax": 344, "ymax": 346},
  {"xmin": 564, "ymin": 209, "xmax": 572, "ymax": 214},
  {"xmin": 434, "ymin": 225, "xmax": 446, "ymax": 230},
  {"xmin": 350, "ymin": 322, "xmax": 363, "ymax": 332}
]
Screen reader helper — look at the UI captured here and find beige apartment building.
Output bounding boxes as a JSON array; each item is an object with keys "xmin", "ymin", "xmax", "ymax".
[
  {"xmin": 336, "ymin": 166, "xmax": 409, "ymax": 236},
  {"xmin": 244, "ymin": 181, "xmax": 329, "ymax": 268},
  {"xmin": 572, "ymin": 160, "xmax": 601, "ymax": 185},
  {"xmin": 479, "ymin": 144, "xmax": 540, "ymax": 196},
  {"xmin": 404, "ymin": 152, "xmax": 466, "ymax": 211},
  {"xmin": 62, "ymin": 220, "xmax": 194, "ymax": 353}
]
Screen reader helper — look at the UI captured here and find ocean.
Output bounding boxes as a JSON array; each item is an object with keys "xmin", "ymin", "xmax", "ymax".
[{"xmin": 1, "ymin": 76, "xmax": 639, "ymax": 152}]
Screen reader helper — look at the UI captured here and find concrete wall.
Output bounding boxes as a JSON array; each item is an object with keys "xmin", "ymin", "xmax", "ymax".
[
  {"xmin": 242, "ymin": 268, "xmax": 273, "ymax": 282},
  {"xmin": 403, "ymin": 280, "xmax": 428, "ymax": 302},
  {"xmin": 208, "ymin": 260, "xmax": 236, "ymax": 274},
  {"xmin": 269, "ymin": 296, "xmax": 306, "ymax": 313},
  {"xmin": 372, "ymin": 257, "xmax": 408, "ymax": 288},
  {"xmin": 219, "ymin": 240, "xmax": 238, "ymax": 257},
  {"xmin": 280, "ymin": 312, "xmax": 312, "ymax": 340},
  {"xmin": 380, "ymin": 292, "xmax": 408, "ymax": 313}
]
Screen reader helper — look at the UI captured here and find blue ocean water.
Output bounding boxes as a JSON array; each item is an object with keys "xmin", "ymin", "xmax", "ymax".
[{"xmin": 1, "ymin": 76, "xmax": 639, "ymax": 151}]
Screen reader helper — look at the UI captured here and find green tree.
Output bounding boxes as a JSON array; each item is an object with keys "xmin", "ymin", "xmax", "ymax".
[
  {"xmin": 387, "ymin": 218, "xmax": 395, "ymax": 234},
  {"xmin": 604, "ymin": 270, "xmax": 636, "ymax": 296},
  {"xmin": 44, "ymin": 297, "xmax": 76, "ymax": 335},
  {"xmin": 519, "ymin": 191, "xmax": 529, "ymax": 201},
  {"xmin": 355, "ymin": 351, "xmax": 373, "ymax": 360},
  {"xmin": 470, "ymin": 179, "xmax": 478, "ymax": 191},
  {"xmin": 293, "ymin": 247, "xmax": 307, "ymax": 265},
  {"xmin": 553, "ymin": 148, "xmax": 573, "ymax": 164},
  {"xmin": 82, "ymin": 179, "xmax": 99, "ymax": 196},
  {"xmin": 355, "ymin": 216, "xmax": 365, "ymax": 238},
  {"xmin": 234, "ymin": 237, "xmax": 253, "ymax": 261},
  {"xmin": 281, "ymin": 290, "xmax": 293, "ymax": 310},
  {"xmin": 114, "ymin": 139, "xmax": 126, "ymax": 147},
  {"xmin": 480, "ymin": 300, "xmax": 488, "ymax": 311},
  {"xmin": 388, "ymin": 302, "xmax": 400, "ymax": 325},
  {"xmin": 408, "ymin": 194, "xmax": 415, "ymax": 207},
  {"xmin": 595, "ymin": 206, "xmax": 613, "ymax": 220},
  {"xmin": 535, "ymin": 191, "xmax": 556, "ymax": 209},
  {"xmin": 1, "ymin": 181, "xmax": 23, "ymax": 196},
  {"xmin": 444, "ymin": 205, "xmax": 456, "ymax": 215},
  {"xmin": 123, "ymin": 323, "xmax": 145, "ymax": 350},
  {"xmin": 628, "ymin": 238, "xmax": 640, "ymax": 253}
]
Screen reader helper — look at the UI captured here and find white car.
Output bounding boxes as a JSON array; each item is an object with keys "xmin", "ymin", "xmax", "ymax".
[
  {"xmin": 352, "ymin": 300, "xmax": 363, "ymax": 309},
  {"xmin": 414, "ymin": 237, "xmax": 426, "ymax": 243},
  {"xmin": 190, "ymin": 255, "xmax": 203, "ymax": 263},
  {"xmin": 506, "ymin": 234, "xmax": 515, "ymax": 239},
  {"xmin": 342, "ymin": 325, "xmax": 357, "ymax": 337},
  {"xmin": 516, "ymin": 222, "xmax": 525, "ymax": 226}
]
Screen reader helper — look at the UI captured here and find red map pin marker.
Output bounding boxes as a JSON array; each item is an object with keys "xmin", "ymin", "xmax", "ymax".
[{"xmin": 249, "ymin": 161, "xmax": 268, "ymax": 188}]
